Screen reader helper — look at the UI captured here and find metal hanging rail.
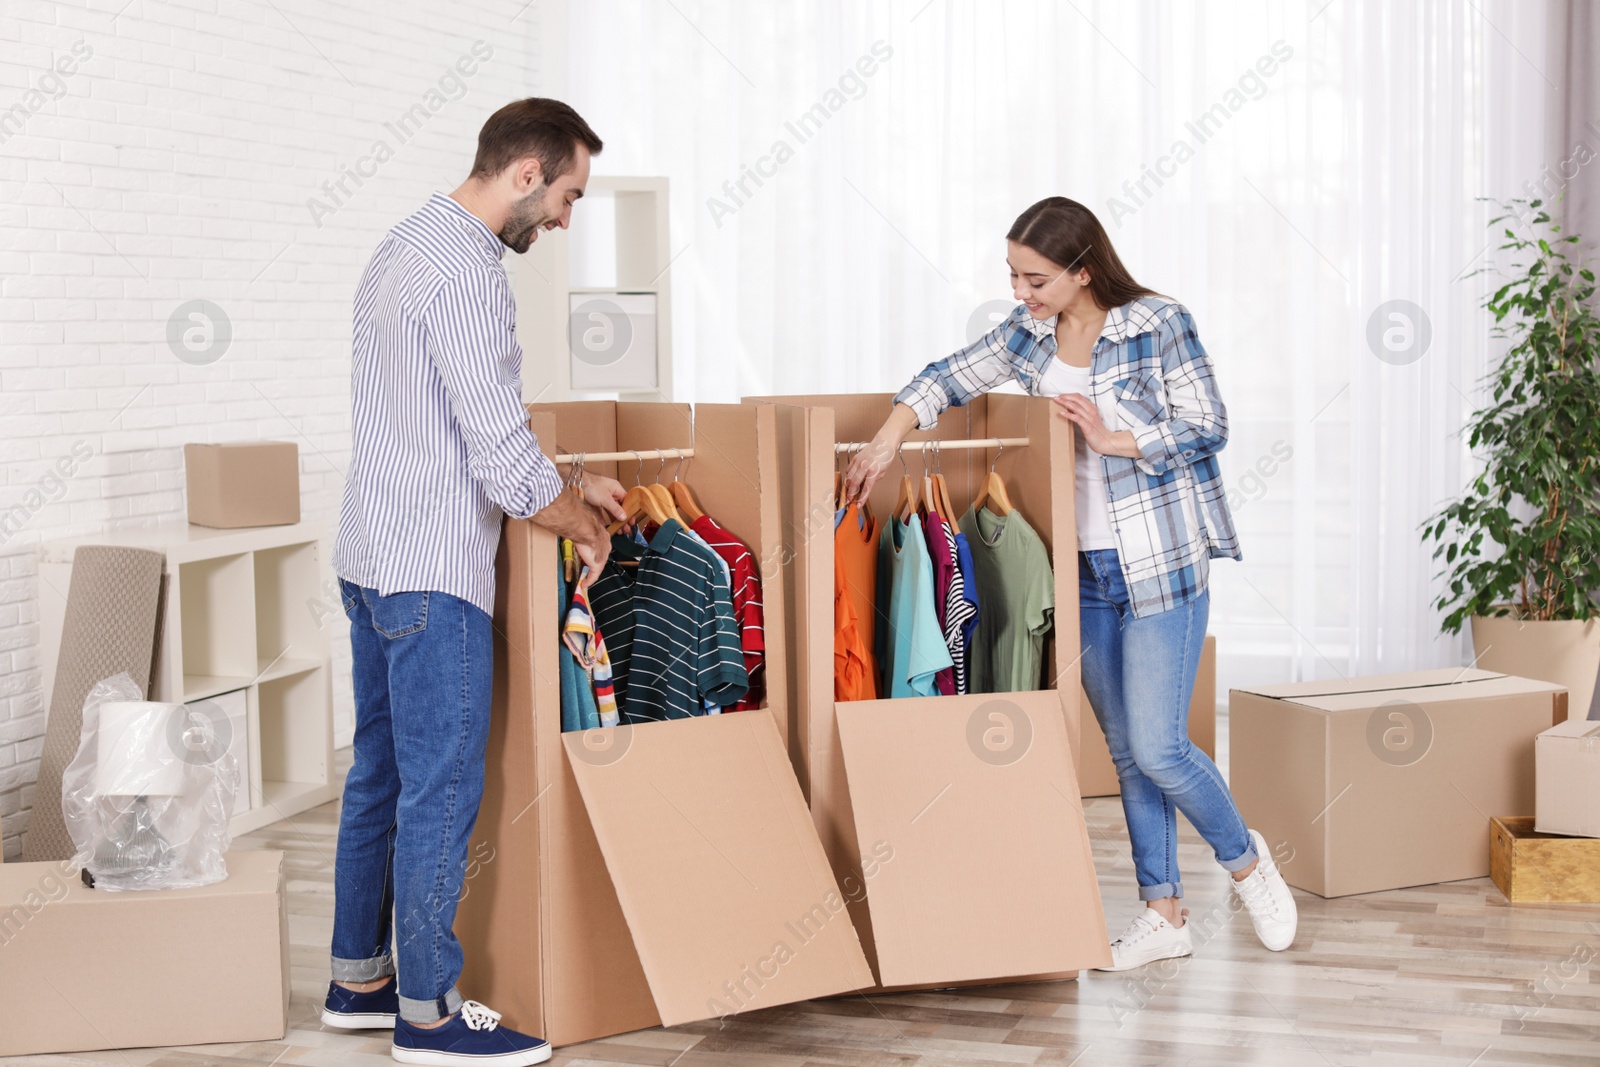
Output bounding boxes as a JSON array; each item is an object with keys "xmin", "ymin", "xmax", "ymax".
[{"xmin": 833, "ymin": 437, "xmax": 1030, "ymax": 453}]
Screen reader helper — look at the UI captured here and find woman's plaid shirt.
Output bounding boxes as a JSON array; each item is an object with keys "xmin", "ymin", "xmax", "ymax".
[{"xmin": 894, "ymin": 296, "xmax": 1241, "ymax": 619}]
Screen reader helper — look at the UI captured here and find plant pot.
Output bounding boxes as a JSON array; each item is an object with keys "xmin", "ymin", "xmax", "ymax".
[{"xmin": 1470, "ymin": 615, "xmax": 1600, "ymax": 721}]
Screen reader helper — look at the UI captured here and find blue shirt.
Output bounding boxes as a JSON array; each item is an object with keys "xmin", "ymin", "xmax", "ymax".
[
  {"xmin": 333, "ymin": 193, "xmax": 563, "ymax": 615},
  {"xmin": 894, "ymin": 296, "xmax": 1241, "ymax": 618},
  {"xmin": 879, "ymin": 516, "xmax": 953, "ymax": 697}
]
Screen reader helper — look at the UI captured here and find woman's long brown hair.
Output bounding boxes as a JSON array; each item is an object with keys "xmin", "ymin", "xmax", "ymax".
[{"xmin": 1007, "ymin": 197, "xmax": 1156, "ymax": 310}]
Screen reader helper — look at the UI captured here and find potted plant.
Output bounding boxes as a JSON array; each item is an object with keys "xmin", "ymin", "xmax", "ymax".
[{"xmin": 1423, "ymin": 198, "xmax": 1600, "ymax": 720}]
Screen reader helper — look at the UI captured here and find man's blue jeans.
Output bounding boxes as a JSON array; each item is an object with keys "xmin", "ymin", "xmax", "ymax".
[
  {"xmin": 330, "ymin": 580, "xmax": 492, "ymax": 1024},
  {"xmin": 1078, "ymin": 550, "xmax": 1256, "ymax": 901}
]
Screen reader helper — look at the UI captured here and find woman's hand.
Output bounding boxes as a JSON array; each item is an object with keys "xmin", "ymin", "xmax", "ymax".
[
  {"xmin": 843, "ymin": 440, "xmax": 896, "ymax": 505},
  {"xmin": 843, "ymin": 403, "xmax": 920, "ymax": 505},
  {"xmin": 1053, "ymin": 393, "xmax": 1140, "ymax": 458}
]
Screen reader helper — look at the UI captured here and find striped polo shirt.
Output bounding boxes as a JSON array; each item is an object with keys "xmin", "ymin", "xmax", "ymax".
[
  {"xmin": 333, "ymin": 192, "xmax": 563, "ymax": 616},
  {"xmin": 625, "ymin": 519, "xmax": 748, "ymax": 722}
]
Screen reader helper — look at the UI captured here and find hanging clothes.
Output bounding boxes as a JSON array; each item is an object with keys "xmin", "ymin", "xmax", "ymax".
[
  {"xmin": 834, "ymin": 503, "xmax": 879, "ymax": 701},
  {"xmin": 927, "ymin": 512, "xmax": 976, "ymax": 695},
  {"xmin": 877, "ymin": 515, "xmax": 953, "ymax": 698},
  {"xmin": 556, "ymin": 554, "xmax": 602, "ymax": 733},
  {"xmin": 690, "ymin": 514, "xmax": 766, "ymax": 712},
  {"xmin": 954, "ymin": 528, "xmax": 982, "ymax": 682},
  {"xmin": 561, "ymin": 558, "xmax": 620, "ymax": 728},
  {"xmin": 959, "ymin": 505, "xmax": 1055, "ymax": 693},
  {"xmin": 587, "ymin": 531, "xmax": 647, "ymax": 715},
  {"xmin": 624, "ymin": 518, "xmax": 749, "ymax": 721}
]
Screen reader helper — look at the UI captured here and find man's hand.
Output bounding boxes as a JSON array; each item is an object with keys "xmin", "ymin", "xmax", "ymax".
[
  {"xmin": 530, "ymin": 489, "xmax": 611, "ymax": 585},
  {"xmin": 579, "ymin": 474, "xmax": 628, "ymax": 523}
]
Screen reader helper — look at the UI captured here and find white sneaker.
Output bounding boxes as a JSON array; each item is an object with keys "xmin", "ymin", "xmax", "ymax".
[
  {"xmin": 1230, "ymin": 828, "xmax": 1297, "ymax": 951},
  {"xmin": 1092, "ymin": 908, "xmax": 1193, "ymax": 971}
]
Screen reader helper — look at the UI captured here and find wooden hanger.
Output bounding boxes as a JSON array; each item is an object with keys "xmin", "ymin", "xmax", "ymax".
[
  {"xmin": 894, "ymin": 444, "xmax": 918, "ymax": 524},
  {"xmin": 931, "ymin": 442, "xmax": 958, "ymax": 524},
  {"xmin": 668, "ymin": 449, "xmax": 705, "ymax": 524},
  {"xmin": 608, "ymin": 451, "xmax": 678, "ymax": 534},
  {"xmin": 971, "ymin": 441, "xmax": 1014, "ymax": 517},
  {"xmin": 647, "ymin": 450, "xmax": 684, "ymax": 524}
]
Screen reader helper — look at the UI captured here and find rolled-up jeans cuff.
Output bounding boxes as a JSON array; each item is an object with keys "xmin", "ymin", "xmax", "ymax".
[
  {"xmin": 399, "ymin": 986, "xmax": 464, "ymax": 1025},
  {"xmin": 1217, "ymin": 840, "xmax": 1259, "ymax": 873},
  {"xmin": 1137, "ymin": 881, "xmax": 1183, "ymax": 901},
  {"xmin": 331, "ymin": 954, "xmax": 395, "ymax": 983}
]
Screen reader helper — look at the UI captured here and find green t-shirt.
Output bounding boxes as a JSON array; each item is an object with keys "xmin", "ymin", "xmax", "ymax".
[{"xmin": 958, "ymin": 505, "xmax": 1055, "ymax": 693}]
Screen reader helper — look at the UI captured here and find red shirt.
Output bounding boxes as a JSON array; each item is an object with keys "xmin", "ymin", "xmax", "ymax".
[{"xmin": 690, "ymin": 515, "xmax": 765, "ymax": 712}]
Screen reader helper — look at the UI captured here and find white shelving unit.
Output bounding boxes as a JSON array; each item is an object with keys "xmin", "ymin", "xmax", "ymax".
[
  {"xmin": 509, "ymin": 174, "xmax": 674, "ymax": 404},
  {"xmin": 38, "ymin": 522, "xmax": 338, "ymax": 836}
]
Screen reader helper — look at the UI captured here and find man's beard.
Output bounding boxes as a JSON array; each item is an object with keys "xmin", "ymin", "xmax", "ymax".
[{"xmin": 499, "ymin": 184, "xmax": 553, "ymax": 253}]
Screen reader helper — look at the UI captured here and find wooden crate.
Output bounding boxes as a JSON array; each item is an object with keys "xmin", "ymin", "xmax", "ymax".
[{"xmin": 1490, "ymin": 816, "xmax": 1600, "ymax": 903}]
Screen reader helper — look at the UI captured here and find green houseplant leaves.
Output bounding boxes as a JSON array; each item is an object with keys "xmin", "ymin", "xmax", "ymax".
[{"xmin": 1422, "ymin": 199, "xmax": 1600, "ymax": 633}]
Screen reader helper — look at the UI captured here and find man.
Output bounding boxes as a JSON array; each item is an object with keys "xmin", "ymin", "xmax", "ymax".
[{"xmin": 322, "ymin": 98, "xmax": 625, "ymax": 1067}]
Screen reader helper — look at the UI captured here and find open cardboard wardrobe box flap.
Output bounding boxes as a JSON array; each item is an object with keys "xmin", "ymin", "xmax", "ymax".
[
  {"xmin": 747, "ymin": 392, "xmax": 1113, "ymax": 989},
  {"xmin": 455, "ymin": 403, "xmax": 872, "ymax": 1047}
]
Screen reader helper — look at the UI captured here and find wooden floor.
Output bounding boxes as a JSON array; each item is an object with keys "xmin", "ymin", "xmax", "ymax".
[{"xmin": 8, "ymin": 749, "xmax": 1598, "ymax": 1067}]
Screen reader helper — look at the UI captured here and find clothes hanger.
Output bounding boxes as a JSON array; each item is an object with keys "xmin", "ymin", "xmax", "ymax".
[
  {"xmin": 931, "ymin": 441, "xmax": 958, "ymax": 524},
  {"xmin": 646, "ymin": 451, "xmax": 684, "ymax": 524},
  {"xmin": 894, "ymin": 444, "xmax": 918, "ymax": 525},
  {"xmin": 834, "ymin": 445, "xmax": 846, "ymax": 510},
  {"xmin": 667, "ymin": 448, "xmax": 705, "ymax": 523},
  {"xmin": 561, "ymin": 450, "xmax": 585, "ymax": 583},
  {"xmin": 920, "ymin": 444, "xmax": 939, "ymax": 520},
  {"xmin": 609, "ymin": 451, "xmax": 675, "ymax": 534},
  {"xmin": 972, "ymin": 440, "xmax": 1014, "ymax": 517}
]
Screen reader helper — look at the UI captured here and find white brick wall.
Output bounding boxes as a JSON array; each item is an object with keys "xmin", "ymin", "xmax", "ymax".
[{"xmin": 0, "ymin": 0, "xmax": 540, "ymax": 860}]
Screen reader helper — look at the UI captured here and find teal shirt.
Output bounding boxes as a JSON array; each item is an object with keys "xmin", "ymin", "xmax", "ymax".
[
  {"xmin": 557, "ymin": 559, "xmax": 602, "ymax": 732},
  {"xmin": 879, "ymin": 516, "xmax": 954, "ymax": 697}
]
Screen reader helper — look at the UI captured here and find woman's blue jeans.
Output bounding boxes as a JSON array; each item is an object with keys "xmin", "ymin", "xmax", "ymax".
[
  {"xmin": 330, "ymin": 580, "xmax": 492, "ymax": 1024},
  {"xmin": 1078, "ymin": 550, "xmax": 1256, "ymax": 901}
]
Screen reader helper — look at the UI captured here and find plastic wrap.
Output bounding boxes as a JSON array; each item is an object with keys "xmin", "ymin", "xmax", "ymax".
[{"xmin": 61, "ymin": 672, "xmax": 238, "ymax": 890}]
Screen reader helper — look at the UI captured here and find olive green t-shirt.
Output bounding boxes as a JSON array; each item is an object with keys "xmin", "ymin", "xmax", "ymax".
[{"xmin": 958, "ymin": 505, "xmax": 1055, "ymax": 693}]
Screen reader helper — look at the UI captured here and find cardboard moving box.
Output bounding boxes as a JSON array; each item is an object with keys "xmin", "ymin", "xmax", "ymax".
[
  {"xmin": 1231, "ymin": 670, "xmax": 1565, "ymax": 898},
  {"xmin": 1490, "ymin": 815, "xmax": 1600, "ymax": 903},
  {"xmin": 184, "ymin": 441, "xmax": 301, "ymax": 528},
  {"xmin": 746, "ymin": 393, "xmax": 1112, "ymax": 989},
  {"xmin": 1534, "ymin": 719, "xmax": 1600, "ymax": 837},
  {"xmin": 456, "ymin": 403, "xmax": 872, "ymax": 1048},
  {"xmin": 1077, "ymin": 634, "xmax": 1216, "ymax": 797},
  {"xmin": 0, "ymin": 849, "xmax": 288, "ymax": 1057}
]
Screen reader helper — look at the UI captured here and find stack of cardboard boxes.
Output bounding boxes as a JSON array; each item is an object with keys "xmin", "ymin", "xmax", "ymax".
[{"xmin": 1491, "ymin": 717, "xmax": 1600, "ymax": 902}]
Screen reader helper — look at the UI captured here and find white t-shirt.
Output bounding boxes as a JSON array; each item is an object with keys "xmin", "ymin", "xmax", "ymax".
[{"xmin": 1036, "ymin": 358, "xmax": 1119, "ymax": 551}]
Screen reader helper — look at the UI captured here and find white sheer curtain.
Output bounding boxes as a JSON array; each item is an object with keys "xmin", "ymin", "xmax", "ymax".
[{"xmin": 553, "ymin": 0, "xmax": 1558, "ymax": 691}]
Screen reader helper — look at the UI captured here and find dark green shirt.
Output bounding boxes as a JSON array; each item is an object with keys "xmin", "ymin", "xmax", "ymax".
[{"xmin": 627, "ymin": 519, "xmax": 748, "ymax": 721}]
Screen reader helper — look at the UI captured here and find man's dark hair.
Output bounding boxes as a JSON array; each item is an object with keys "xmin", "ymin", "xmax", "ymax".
[{"xmin": 470, "ymin": 98, "xmax": 602, "ymax": 182}]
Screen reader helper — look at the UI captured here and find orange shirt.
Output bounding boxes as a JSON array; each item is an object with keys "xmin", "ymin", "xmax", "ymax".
[{"xmin": 834, "ymin": 503, "xmax": 880, "ymax": 701}]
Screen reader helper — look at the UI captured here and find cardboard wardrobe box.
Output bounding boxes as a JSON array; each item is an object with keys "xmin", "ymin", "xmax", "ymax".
[
  {"xmin": 455, "ymin": 402, "xmax": 872, "ymax": 1049},
  {"xmin": 1077, "ymin": 633, "xmax": 1216, "ymax": 797},
  {"xmin": 1490, "ymin": 816, "xmax": 1600, "ymax": 903},
  {"xmin": 1534, "ymin": 719, "xmax": 1600, "ymax": 837},
  {"xmin": 744, "ymin": 392, "xmax": 1113, "ymax": 990},
  {"xmin": 0, "ymin": 849, "xmax": 288, "ymax": 1057},
  {"xmin": 184, "ymin": 441, "xmax": 301, "ymax": 528},
  {"xmin": 1231, "ymin": 670, "xmax": 1566, "ymax": 898}
]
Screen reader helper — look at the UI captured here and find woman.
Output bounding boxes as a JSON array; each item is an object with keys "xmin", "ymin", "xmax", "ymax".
[{"xmin": 843, "ymin": 197, "xmax": 1296, "ymax": 970}]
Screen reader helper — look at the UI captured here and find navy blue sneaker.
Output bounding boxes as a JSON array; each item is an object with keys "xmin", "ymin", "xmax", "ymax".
[
  {"xmin": 321, "ymin": 977, "xmax": 399, "ymax": 1029},
  {"xmin": 391, "ymin": 1001, "xmax": 551, "ymax": 1065}
]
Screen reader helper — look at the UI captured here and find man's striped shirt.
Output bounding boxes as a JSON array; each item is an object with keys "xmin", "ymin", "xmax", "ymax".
[{"xmin": 333, "ymin": 192, "xmax": 562, "ymax": 616}]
